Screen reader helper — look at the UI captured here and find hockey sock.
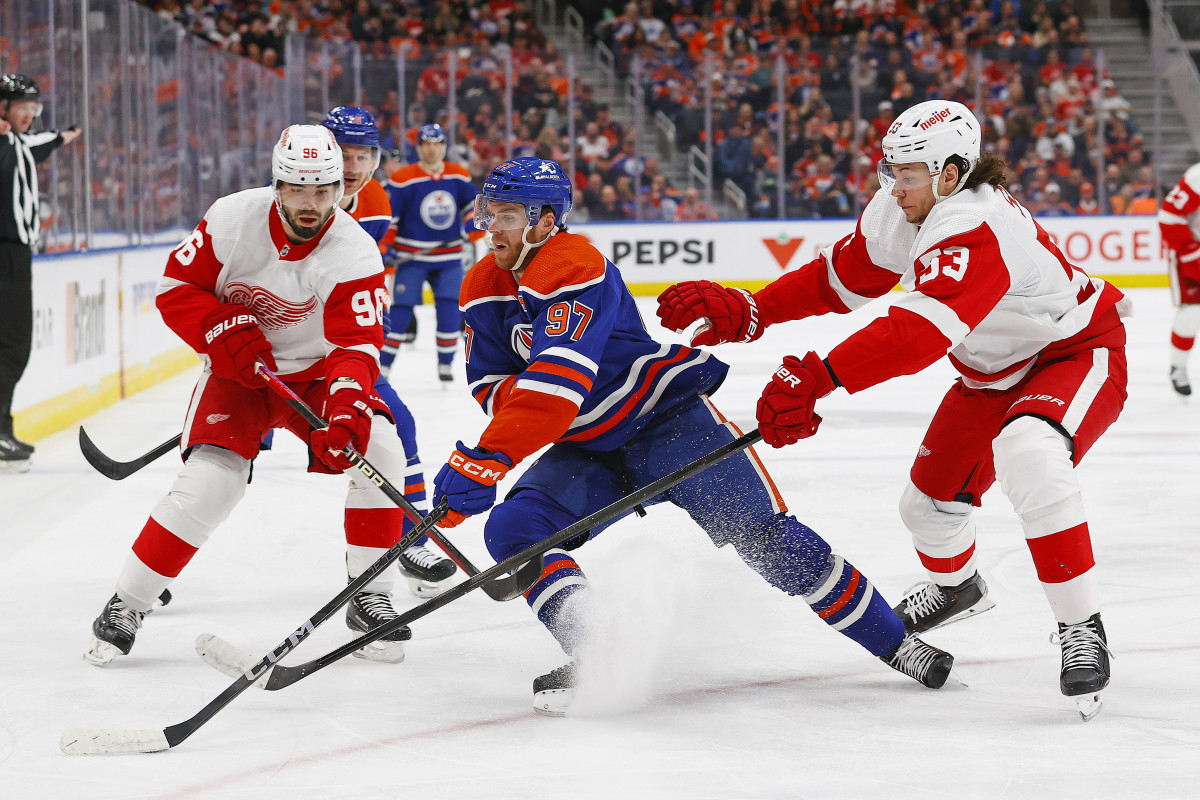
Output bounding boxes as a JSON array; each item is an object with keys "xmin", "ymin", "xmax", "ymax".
[
  {"xmin": 382, "ymin": 304, "xmax": 417, "ymax": 370},
  {"xmin": 524, "ymin": 549, "xmax": 591, "ymax": 656},
  {"xmin": 434, "ymin": 298, "xmax": 460, "ymax": 365},
  {"xmin": 1171, "ymin": 305, "xmax": 1200, "ymax": 368},
  {"xmin": 402, "ymin": 452, "xmax": 429, "ymax": 544},
  {"xmin": 802, "ymin": 554, "xmax": 906, "ymax": 657}
]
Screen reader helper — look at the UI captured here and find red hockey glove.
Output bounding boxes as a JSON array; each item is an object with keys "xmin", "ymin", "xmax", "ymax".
[
  {"xmin": 201, "ymin": 304, "xmax": 277, "ymax": 387},
  {"xmin": 757, "ymin": 352, "xmax": 837, "ymax": 448},
  {"xmin": 655, "ymin": 280, "xmax": 763, "ymax": 346},
  {"xmin": 432, "ymin": 442, "xmax": 514, "ymax": 528},
  {"xmin": 310, "ymin": 379, "xmax": 374, "ymax": 472}
]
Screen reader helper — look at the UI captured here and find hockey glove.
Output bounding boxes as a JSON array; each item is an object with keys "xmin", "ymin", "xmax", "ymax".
[
  {"xmin": 201, "ymin": 304, "xmax": 277, "ymax": 387},
  {"xmin": 310, "ymin": 379, "xmax": 374, "ymax": 471},
  {"xmin": 757, "ymin": 352, "xmax": 837, "ymax": 448},
  {"xmin": 433, "ymin": 442, "xmax": 514, "ymax": 528},
  {"xmin": 655, "ymin": 280, "xmax": 763, "ymax": 346}
]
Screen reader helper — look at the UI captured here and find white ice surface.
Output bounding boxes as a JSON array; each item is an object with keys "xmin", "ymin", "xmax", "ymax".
[{"xmin": 1, "ymin": 289, "xmax": 1198, "ymax": 799}]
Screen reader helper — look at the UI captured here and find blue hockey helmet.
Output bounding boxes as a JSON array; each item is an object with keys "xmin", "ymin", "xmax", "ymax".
[
  {"xmin": 321, "ymin": 106, "xmax": 381, "ymax": 149},
  {"xmin": 418, "ymin": 123, "xmax": 447, "ymax": 144},
  {"xmin": 474, "ymin": 157, "xmax": 573, "ymax": 232}
]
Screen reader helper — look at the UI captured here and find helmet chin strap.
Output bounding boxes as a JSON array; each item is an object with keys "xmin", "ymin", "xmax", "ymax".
[
  {"xmin": 932, "ymin": 162, "xmax": 974, "ymax": 204},
  {"xmin": 507, "ymin": 224, "xmax": 559, "ymax": 272}
]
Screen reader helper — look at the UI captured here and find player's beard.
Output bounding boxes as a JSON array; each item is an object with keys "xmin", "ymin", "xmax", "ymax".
[{"xmin": 280, "ymin": 204, "xmax": 334, "ymax": 241}]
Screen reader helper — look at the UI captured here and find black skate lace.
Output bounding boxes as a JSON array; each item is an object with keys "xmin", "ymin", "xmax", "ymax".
[
  {"xmin": 107, "ymin": 598, "xmax": 143, "ymax": 638},
  {"xmin": 888, "ymin": 636, "xmax": 941, "ymax": 680},
  {"xmin": 1051, "ymin": 621, "xmax": 1113, "ymax": 671},
  {"xmin": 901, "ymin": 582, "xmax": 948, "ymax": 619},
  {"xmin": 403, "ymin": 545, "xmax": 445, "ymax": 570},
  {"xmin": 356, "ymin": 592, "xmax": 399, "ymax": 621}
]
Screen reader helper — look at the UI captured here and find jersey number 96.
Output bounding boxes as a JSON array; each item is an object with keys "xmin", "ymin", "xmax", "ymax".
[{"xmin": 352, "ymin": 288, "xmax": 390, "ymax": 327}]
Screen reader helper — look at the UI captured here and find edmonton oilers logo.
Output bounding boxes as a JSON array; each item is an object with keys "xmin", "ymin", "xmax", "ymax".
[{"xmin": 420, "ymin": 190, "xmax": 457, "ymax": 230}]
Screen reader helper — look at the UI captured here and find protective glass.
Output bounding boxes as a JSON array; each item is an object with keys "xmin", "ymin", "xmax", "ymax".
[
  {"xmin": 877, "ymin": 160, "xmax": 937, "ymax": 192},
  {"xmin": 474, "ymin": 196, "xmax": 531, "ymax": 231},
  {"xmin": 276, "ymin": 182, "xmax": 340, "ymax": 212}
]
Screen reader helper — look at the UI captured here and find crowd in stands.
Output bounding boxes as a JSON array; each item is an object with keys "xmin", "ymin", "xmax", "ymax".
[{"xmin": 134, "ymin": 0, "xmax": 1161, "ymax": 221}]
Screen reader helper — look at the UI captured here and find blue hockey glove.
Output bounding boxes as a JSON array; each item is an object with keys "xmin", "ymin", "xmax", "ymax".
[{"xmin": 433, "ymin": 442, "xmax": 514, "ymax": 528}]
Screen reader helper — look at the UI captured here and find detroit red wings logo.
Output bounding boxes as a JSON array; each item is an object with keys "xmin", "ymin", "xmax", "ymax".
[{"xmin": 225, "ymin": 283, "xmax": 318, "ymax": 330}]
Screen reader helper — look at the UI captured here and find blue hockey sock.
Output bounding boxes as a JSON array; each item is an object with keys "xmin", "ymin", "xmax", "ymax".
[
  {"xmin": 524, "ymin": 549, "xmax": 590, "ymax": 656},
  {"xmin": 803, "ymin": 554, "xmax": 906, "ymax": 657},
  {"xmin": 434, "ymin": 298, "xmax": 459, "ymax": 366}
]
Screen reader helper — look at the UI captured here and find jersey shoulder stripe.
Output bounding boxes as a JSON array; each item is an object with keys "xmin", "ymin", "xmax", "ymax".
[
  {"xmin": 460, "ymin": 254, "xmax": 520, "ymax": 309},
  {"xmin": 519, "ymin": 233, "xmax": 608, "ymax": 298},
  {"xmin": 351, "ymin": 180, "xmax": 392, "ymax": 222}
]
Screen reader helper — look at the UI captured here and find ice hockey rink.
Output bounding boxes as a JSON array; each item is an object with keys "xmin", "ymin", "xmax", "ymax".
[{"xmin": 1, "ymin": 288, "xmax": 1197, "ymax": 799}]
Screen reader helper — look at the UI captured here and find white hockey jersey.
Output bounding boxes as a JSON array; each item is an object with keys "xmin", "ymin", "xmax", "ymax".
[
  {"xmin": 754, "ymin": 182, "xmax": 1130, "ymax": 392},
  {"xmin": 1158, "ymin": 162, "xmax": 1200, "ymax": 256},
  {"xmin": 157, "ymin": 186, "xmax": 387, "ymax": 383}
]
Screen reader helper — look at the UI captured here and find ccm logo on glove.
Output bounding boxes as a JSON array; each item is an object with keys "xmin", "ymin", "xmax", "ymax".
[
  {"xmin": 204, "ymin": 314, "xmax": 258, "ymax": 344},
  {"xmin": 448, "ymin": 452, "xmax": 507, "ymax": 483}
]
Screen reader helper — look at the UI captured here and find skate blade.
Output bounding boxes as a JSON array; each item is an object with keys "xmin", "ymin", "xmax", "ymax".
[
  {"xmin": 403, "ymin": 573, "xmax": 454, "ymax": 599},
  {"xmin": 0, "ymin": 457, "xmax": 32, "ymax": 474},
  {"xmin": 532, "ymin": 688, "xmax": 574, "ymax": 717},
  {"xmin": 83, "ymin": 638, "xmax": 122, "ymax": 667},
  {"xmin": 351, "ymin": 640, "xmax": 406, "ymax": 664},
  {"xmin": 1075, "ymin": 693, "xmax": 1103, "ymax": 721},
  {"xmin": 924, "ymin": 597, "xmax": 997, "ymax": 632}
]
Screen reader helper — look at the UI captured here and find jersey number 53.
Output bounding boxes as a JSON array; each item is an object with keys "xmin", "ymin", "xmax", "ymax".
[{"xmin": 917, "ymin": 246, "xmax": 970, "ymax": 285}]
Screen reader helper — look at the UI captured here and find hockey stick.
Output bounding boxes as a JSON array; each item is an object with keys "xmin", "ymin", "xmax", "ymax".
[
  {"xmin": 258, "ymin": 367, "xmax": 540, "ymax": 603},
  {"xmin": 387, "ymin": 236, "xmax": 469, "ymax": 265},
  {"xmin": 79, "ymin": 427, "xmax": 180, "ymax": 480},
  {"xmin": 61, "ymin": 430, "xmax": 761, "ymax": 754},
  {"xmin": 220, "ymin": 429, "xmax": 765, "ymax": 693},
  {"xmin": 60, "ymin": 501, "xmax": 450, "ymax": 756}
]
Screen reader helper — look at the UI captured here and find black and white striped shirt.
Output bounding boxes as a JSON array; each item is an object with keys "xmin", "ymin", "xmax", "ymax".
[{"xmin": 0, "ymin": 129, "xmax": 63, "ymax": 246}]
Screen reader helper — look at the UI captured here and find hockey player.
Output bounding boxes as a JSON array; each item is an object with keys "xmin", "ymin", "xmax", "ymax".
[
  {"xmin": 383, "ymin": 123, "xmax": 479, "ymax": 382},
  {"xmin": 322, "ymin": 106, "xmax": 455, "ymax": 596},
  {"xmin": 1157, "ymin": 162, "xmax": 1200, "ymax": 397},
  {"xmin": 86, "ymin": 125, "xmax": 416, "ymax": 666},
  {"xmin": 431, "ymin": 157, "xmax": 955, "ymax": 716},
  {"xmin": 657, "ymin": 100, "xmax": 1128, "ymax": 719}
]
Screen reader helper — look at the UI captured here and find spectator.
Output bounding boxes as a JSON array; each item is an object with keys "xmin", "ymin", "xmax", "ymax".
[
  {"xmin": 591, "ymin": 184, "xmax": 630, "ymax": 221},
  {"xmin": 675, "ymin": 185, "xmax": 718, "ymax": 221},
  {"xmin": 576, "ymin": 122, "xmax": 611, "ymax": 167},
  {"xmin": 1075, "ymin": 181, "xmax": 1100, "ymax": 214},
  {"xmin": 715, "ymin": 123, "xmax": 753, "ymax": 196},
  {"xmin": 1038, "ymin": 183, "xmax": 1074, "ymax": 216}
]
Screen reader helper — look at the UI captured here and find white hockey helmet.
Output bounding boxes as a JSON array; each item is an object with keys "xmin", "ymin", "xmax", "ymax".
[
  {"xmin": 272, "ymin": 124, "xmax": 344, "ymax": 203},
  {"xmin": 879, "ymin": 100, "xmax": 981, "ymax": 202}
]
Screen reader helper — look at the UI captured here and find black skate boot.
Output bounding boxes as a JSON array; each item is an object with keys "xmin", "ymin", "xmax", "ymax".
[
  {"xmin": 881, "ymin": 633, "xmax": 954, "ymax": 689},
  {"xmin": 533, "ymin": 661, "xmax": 579, "ymax": 716},
  {"xmin": 0, "ymin": 432, "xmax": 32, "ymax": 473},
  {"xmin": 85, "ymin": 594, "xmax": 145, "ymax": 666},
  {"xmin": 1170, "ymin": 365, "xmax": 1192, "ymax": 397},
  {"xmin": 346, "ymin": 589, "xmax": 412, "ymax": 663},
  {"xmin": 399, "ymin": 543, "xmax": 458, "ymax": 598},
  {"xmin": 1053, "ymin": 613, "xmax": 1112, "ymax": 721},
  {"xmin": 892, "ymin": 572, "xmax": 995, "ymax": 633},
  {"xmin": 401, "ymin": 315, "xmax": 418, "ymax": 345}
]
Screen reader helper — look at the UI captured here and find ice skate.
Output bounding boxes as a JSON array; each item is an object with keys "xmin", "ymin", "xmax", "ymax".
[
  {"xmin": 438, "ymin": 362, "xmax": 454, "ymax": 383},
  {"xmin": 533, "ymin": 661, "xmax": 578, "ymax": 716},
  {"xmin": 881, "ymin": 633, "xmax": 954, "ymax": 688},
  {"xmin": 1052, "ymin": 613, "xmax": 1112, "ymax": 721},
  {"xmin": 0, "ymin": 433, "xmax": 32, "ymax": 473},
  {"xmin": 1170, "ymin": 365, "xmax": 1191, "ymax": 398},
  {"xmin": 84, "ymin": 594, "xmax": 145, "ymax": 667},
  {"xmin": 346, "ymin": 589, "xmax": 411, "ymax": 663},
  {"xmin": 400, "ymin": 316, "xmax": 418, "ymax": 345},
  {"xmin": 399, "ymin": 543, "xmax": 457, "ymax": 597},
  {"xmin": 892, "ymin": 572, "xmax": 995, "ymax": 633}
]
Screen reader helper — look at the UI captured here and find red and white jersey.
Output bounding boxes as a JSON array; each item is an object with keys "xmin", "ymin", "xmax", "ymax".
[
  {"xmin": 157, "ymin": 186, "xmax": 387, "ymax": 383},
  {"xmin": 1158, "ymin": 163, "xmax": 1200, "ymax": 259},
  {"xmin": 754, "ymin": 182, "xmax": 1129, "ymax": 392}
]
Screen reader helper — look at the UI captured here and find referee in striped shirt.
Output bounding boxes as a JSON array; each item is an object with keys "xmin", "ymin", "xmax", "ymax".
[{"xmin": 0, "ymin": 74, "xmax": 79, "ymax": 470}]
